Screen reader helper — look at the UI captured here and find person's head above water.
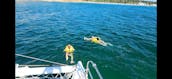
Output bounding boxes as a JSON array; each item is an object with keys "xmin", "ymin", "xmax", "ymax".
[
  {"xmin": 96, "ymin": 37, "xmax": 99, "ymax": 40},
  {"xmin": 67, "ymin": 44, "xmax": 71, "ymax": 49}
]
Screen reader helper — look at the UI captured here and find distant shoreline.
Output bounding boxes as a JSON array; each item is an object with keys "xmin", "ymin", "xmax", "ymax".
[
  {"xmin": 68, "ymin": 1, "xmax": 157, "ymax": 7},
  {"xmin": 16, "ymin": 0, "xmax": 157, "ymax": 7}
]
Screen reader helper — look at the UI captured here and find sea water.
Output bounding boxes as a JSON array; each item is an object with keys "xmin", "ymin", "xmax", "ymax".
[{"xmin": 16, "ymin": 1, "xmax": 157, "ymax": 79}]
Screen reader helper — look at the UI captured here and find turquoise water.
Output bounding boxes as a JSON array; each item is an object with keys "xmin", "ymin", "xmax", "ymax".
[{"xmin": 15, "ymin": 1, "xmax": 157, "ymax": 79}]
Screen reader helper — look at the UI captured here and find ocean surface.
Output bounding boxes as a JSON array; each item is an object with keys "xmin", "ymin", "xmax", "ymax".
[{"xmin": 16, "ymin": 1, "xmax": 157, "ymax": 79}]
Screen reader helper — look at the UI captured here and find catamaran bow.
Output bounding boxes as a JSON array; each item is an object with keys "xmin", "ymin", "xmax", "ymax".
[{"xmin": 15, "ymin": 54, "xmax": 103, "ymax": 79}]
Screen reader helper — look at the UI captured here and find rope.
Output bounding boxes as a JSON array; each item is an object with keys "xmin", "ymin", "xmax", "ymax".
[
  {"xmin": 19, "ymin": 65, "xmax": 50, "ymax": 67},
  {"xmin": 88, "ymin": 68, "xmax": 93, "ymax": 79},
  {"xmin": 86, "ymin": 61, "xmax": 103, "ymax": 79},
  {"xmin": 16, "ymin": 54, "xmax": 67, "ymax": 66}
]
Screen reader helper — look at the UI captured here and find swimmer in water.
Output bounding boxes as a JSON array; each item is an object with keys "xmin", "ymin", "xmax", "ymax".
[
  {"xmin": 64, "ymin": 44, "xmax": 75, "ymax": 64},
  {"xmin": 84, "ymin": 36, "xmax": 113, "ymax": 46}
]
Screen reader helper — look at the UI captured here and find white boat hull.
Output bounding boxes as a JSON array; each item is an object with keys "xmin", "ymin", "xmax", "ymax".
[{"xmin": 16, "ymin": 61, "xmax": 87, "ymax": 79}]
